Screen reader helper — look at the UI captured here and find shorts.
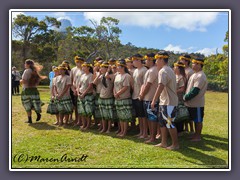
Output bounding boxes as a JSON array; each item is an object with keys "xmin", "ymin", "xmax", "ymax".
[
  {"xmin": 143, "ymin": 101, "xmax": 158, "ymax": 122},
  {"xmin": 188, "ymin": 107, "xmax": 204, "ymax": 123},
  {"xmin": 158, "ymin": 105, "xmax": 177, "ymax": 129},
  {"xmin": 132, "ymin": 99, "xmax": 146, "ymax": 118}
]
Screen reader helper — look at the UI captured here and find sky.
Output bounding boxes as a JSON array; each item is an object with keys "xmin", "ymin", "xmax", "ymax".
[{"xmin": 11, "ymin": 10, "xmax": 229, "ymax": 56}]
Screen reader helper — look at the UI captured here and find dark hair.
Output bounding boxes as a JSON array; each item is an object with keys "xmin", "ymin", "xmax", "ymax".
[
  {"xmin": 108, "ymin": 58, "xmax": 116, "ymax": 62},
  {"xmin": 194, "ymin": 57, "xmax": 204, "ymax": 68},
  {"xmin": 181, "ymin": 54, "xmax": 191, "ymax": 66},
  {"xmin": 58, "ymin": 65, "xmax": 70, "ymax": 76},
  {"xmin": 176, "ymin": 62, "xmax": 186, "ymax": 78},
  {"xmin": 117, "ymin": 59, "xmax": 130, "ymax": 74},
  {"xmin": 62, "ymin": 60, "xmax": 71, "ymax": 71},
  {"xmin": 82, "ymin": 63, "xmax": 94, "ymax": 74},
  {"xmin": 156, "ymin": 50, "xmax": 169, "ymax": 63},
  {"xmin": 95, "ymin": 57, "xmax": 103, "ymax": 61},
  {"xmin": 132, "ymin": 53, "xmax": 143, "ymax": 58},
  {"xmin": 146, "ymin": 53, "xmax": 155, "ymax": 58},
  {"xmin": 75, "ymin": 55, "xmax": 85, "ymax": 61},
  {"xmin": 25, "ymin": 59, "xmax": 45, "ymax": 86},
  {"xmin": 145, "ymin": 53, "xmax": 156, "ymax": 64}
]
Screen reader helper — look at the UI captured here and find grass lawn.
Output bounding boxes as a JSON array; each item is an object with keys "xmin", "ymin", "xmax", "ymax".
[{"xmin": 11, "ymin": 87, "xmax": 229, "ymax": 169}]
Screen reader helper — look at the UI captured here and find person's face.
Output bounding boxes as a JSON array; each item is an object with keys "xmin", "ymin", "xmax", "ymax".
[
  {"xmin": 59, "ymin": 69, "xmax": 65, "ymax": 75},
  {"xmin": 24, "ymin": 63, "xmax": 30, "ymax": 69},
  {"xmin": 100, "ymin": 67, "xmax": 107, "ymax": 74},
  {"xmin": 82, "ymin": 66, "xmax": 89, "ymax": 73},
  {"xmin": 180, "ymin": 59, "xmax": 188, "ymax": 66},
  {"xmin": 133, "ymin": 60, "xmax": 140, "ymax": 67},
  {"xmin": 94, "ymin": 66, "xmax": 99, "ymax": 72},
  {"xmin": 117, "ymin": 65, "xmax": 124, "ymax": 73},
  {"xmin": 54, "ymin": 71, "xmax": 60, "ymax": 76},
  {"xmin": 145, "ymin": 59, "xmax": 152, "ymax": 67},
  {"xmin": 75, "ymin": 61, "xmax": 82, "ymax": 68},
  {"xmin": 126, "ymin": 62, "xmax": 133, "ymax": 69},
  {"xmin": 192, "ymin": 63, "xmax": 200, "ymax": 71},
  {"xmin": 174, "ymin": 66, "xmax": 180, "ymax": 74},
  {"xmin": 156, "ymin": 58, "xmax": 165, "ymax": 69},
  {"xmin": 111, "ymin": 67, "xmax": 117, "ymax": 73}
]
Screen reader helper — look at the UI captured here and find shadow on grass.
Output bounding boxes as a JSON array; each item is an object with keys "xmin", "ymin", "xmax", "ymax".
[
  {"xmin": 28, "ymin": 122, "xmax": 61, "ymax": 130},
  {"xmin": 176, "ymin": 134, "xmax": 228, "ymax": 168}
]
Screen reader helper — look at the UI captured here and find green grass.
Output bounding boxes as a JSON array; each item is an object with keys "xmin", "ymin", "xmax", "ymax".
[{"xmin": 11, "ymin": 87, "xmax": 229, "ymax": 169}]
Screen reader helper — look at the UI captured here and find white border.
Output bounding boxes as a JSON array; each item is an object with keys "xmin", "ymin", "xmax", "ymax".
[{"xmin": 9, "ymin": 9, "xmax": 231, "ymax": 171}]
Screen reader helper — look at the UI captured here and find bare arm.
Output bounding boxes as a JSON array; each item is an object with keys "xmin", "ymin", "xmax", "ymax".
[
  {"xmin": 81, "ymin": 83, "xmax": 93, "ymax": 98},
  {"xmin": 139, "ymin": 82, "xmax": 151, "ymax": 100},
  {"xmin": 151, "ymin": 83, "xmax": 164, "ymax": 110},
  {"xmin": 92, "ymin": 73, "xmax": 101, "ymax": 85},
  {"xmin": 114, "ymin": 86, "xmax": 128, "ymax": 99},
  {"xmin": 177, "ymin": 86, "xmax": 185, "ymax": 93}
]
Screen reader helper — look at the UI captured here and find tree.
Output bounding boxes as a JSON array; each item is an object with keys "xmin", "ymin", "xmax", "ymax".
[
  {"xmin": 222, "ymin": 31, "xmax": 229, "ymax": 56},
  {"xmin": 12, "ymin": 14, "xmax": 61, "ymax": 63},
  {"xmin": 73, "ymin": 17, "xmax": 122, "ymax": 62}
]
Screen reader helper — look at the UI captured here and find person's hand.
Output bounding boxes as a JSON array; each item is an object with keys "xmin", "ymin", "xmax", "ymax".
[
  {"xmin": 151, "ymin": 101, "xmax": 155, "ymax": 110},
  {"xmin": 57, "ymin": 94, "xmax": 62, "ymax": 100},
  {"xmin": 138, "ymin": 94, "xmax": 143, "ymax": 101},
  {"xmin": 107, "ymin": 66, "xmax": 111, "ymax": 73},
  {"xmin": 114, "ymin": 92, "xmax": 120, "ymax": 99},
  {"xmin": 80, "ymin": 92, "xmax": 85, "ymax": 99},
  {"xmin": 93, "ymin": 67, "xmax": 98, "ymax": 74},
  {"xmin": 73, "ymin": 90, "xmax": 77, "ymax": 96}
]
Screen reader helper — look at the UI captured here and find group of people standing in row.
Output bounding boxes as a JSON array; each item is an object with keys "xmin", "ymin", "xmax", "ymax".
[{"xmin": 19, "ymin": 50, "xmax": 207, "ymax": 150}]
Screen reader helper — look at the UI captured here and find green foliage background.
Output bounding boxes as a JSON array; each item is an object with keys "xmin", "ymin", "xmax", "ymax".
[{"xmin": 11, "ymin": 14, "xmax": 229, "ymax": 91}]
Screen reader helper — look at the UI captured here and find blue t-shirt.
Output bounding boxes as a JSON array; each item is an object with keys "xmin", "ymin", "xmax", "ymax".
[{"xmin": 49, "ymin": 71, "xmax": 55, "ymax": 87}]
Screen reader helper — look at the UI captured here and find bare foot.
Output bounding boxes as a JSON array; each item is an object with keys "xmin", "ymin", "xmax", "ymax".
[
  {"xmin": 74, "ymin": 123, "xmax": 81, "ymax": 127},
  {"xmin": 139, "ymin": 135, "xmax": 148, "ymax": 139},
  {"xmin": 119, "ymin": 133, "xmax": 126, "ymax": 138},
  {"xmin": 135, "ymin": 133, "xmax": 142, "ymax": 137},
  {"xmin": 166, "ymin": 145, "xmax": 179, "ymax": 150},
  {"xmin": 80, "ymin": 126, "xmax": 86, "ymax": 131},
  {"xmin": 106, "ymin": 130, "xmax": 110, "ymax": 134},
  {"xmin": 53, "ymin": 122, "xmax": 59, "ymax": 125},
  {"xmin": 156, "ymin": 134, "xmax": 161, "ymax": 139},
  {"xmin": 115, "ymin": 130, "xmax": 121, "ymax": 134},
  {"xmin": 117, "ymin": 133, "xmax": 123, "ymax": 137},
  {"xmin": 144, "ymin": 139, "xmax": 156, "ymax": 144},
  {"xmin": 100, "ymin": 129, "xmax": 106, "ymax": 133},
  {"xmin": 155, "ymin": 143, "xmax": 167, "ymax": 148}
]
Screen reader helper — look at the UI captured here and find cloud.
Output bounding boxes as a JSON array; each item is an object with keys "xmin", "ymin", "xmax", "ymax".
[
  {"xmin": 164, "ymin": 44, "xmax": 187, "ymax": 53},
  {"xmin": 52, "ymin": 12, "xmax": 72, "ymax": 22},
  {"xmin": 195, "ymin": 48, "xmax": 217, "ymax": 56},
  {"xmin": 164, "ymin": 44, "xmax": 219, "ymax": 56},
  {"xmin": 11, "ymin": 12, "xmax": 25, "ymax": 22},
  {"xmin": 83, "ymin": 12, "xmax": 219, "ymax": 31}
]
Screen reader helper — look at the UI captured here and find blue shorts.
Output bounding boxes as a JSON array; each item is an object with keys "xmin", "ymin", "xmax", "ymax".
[
  {"xmin": 188, "ymin": 107, "xmax": 204, "ymax": 123},
  {"xmin": 158, "ymin": 105, "xmax": 177, "ymax": 129},
  {"xmin": 143, "ymin": 101, "xmax": 159, "ymax": 122}
]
